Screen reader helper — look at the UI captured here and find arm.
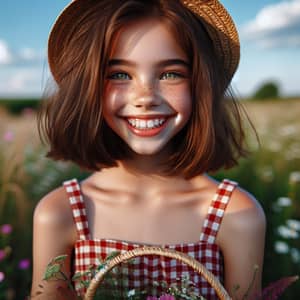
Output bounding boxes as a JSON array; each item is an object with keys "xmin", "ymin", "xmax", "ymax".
[
  {"xmin": 31, "ymin": 187, "xmax": 78, "ymax": 300},
  {"xmin": 217, "ymin": 187, "xmax": 266, "ymax": 300}
]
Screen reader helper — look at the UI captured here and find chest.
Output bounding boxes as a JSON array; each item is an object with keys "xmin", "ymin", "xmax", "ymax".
[{"xmin": 82, "ymin": 186, "xmax": 213, "ymax": 245}]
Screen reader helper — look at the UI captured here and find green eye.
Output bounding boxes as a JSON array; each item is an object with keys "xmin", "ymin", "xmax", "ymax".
[
  {"xmin": 161, "ymin": 72, "xmax": 182, "ymax": 80},
  {"xmin": 108, "ymin": 72, "xmax": 131, "ymax": 80}
]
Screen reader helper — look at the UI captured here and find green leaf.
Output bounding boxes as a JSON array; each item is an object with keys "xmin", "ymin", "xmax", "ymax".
[
  {"xmin": 97, "ymin": 262, "xmax": 108, "ymax": 271},
  {"xmin": 105, "ymin": 251, "xmax": 121, "ymax": 261},
  {"xmin": 72, "ymin": 272, "xmax": 84, "ymax": 281},
  {"xmin": 80, "ymin": 280, "xmax": 90, "ymax": 288},
  {"xmin": 43, "ymin": 264, "xmax": 61, "ymax": 280},
  {"xmin": 53, "ymin": 254, "xmax": 68, "ymax": 263}
]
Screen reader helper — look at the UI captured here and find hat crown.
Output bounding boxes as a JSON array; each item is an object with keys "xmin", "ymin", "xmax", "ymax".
[{"xmin": 48, "ymin": 0, "xmax": 240, "ymax": 84}]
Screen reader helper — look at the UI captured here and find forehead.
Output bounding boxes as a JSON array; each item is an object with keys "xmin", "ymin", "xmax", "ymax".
[{"xmin": 109, "ymin": 18, "xmax": 187, "ymax": 61}]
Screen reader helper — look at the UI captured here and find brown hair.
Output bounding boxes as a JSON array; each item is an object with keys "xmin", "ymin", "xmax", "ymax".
[{"xmin": 38, "ymin": 0, "xmax": 253, "ymax": 179}]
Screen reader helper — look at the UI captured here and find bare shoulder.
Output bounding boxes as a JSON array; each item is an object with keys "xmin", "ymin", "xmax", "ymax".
[
  {"xmin": 226, "ymin": 185, "xmax": 266, "ymax": 227},
  {"xmin": 31, "ymin": 186, "xmax": 77, "ymax": 297},
  {"xmin": 215, "ymin": 183, "xmax": 266, "ymax": 297},
  {"xmin": 33, "ymin": 186, "xmax": 76, "ymax": 243},
  {"xmin": 217, "ymin": 184, "xmax": 266, "ymax": 244}
]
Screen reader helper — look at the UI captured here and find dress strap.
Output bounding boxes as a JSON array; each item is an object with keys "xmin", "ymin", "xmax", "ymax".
[
  {"xmin": 63, "ymin": 178, "xmax": 91, "ymax": 240},
  {"xmin": 200, "ymin": 179, "xmax": 238, "ymax": 243}
]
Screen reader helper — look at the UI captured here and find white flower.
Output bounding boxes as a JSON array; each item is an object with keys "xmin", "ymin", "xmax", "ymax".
[
  {"xmin": 290, "ymin": 248, "xmax": 300, "ymax": 263},
  {"xmin": 285, "ymin": 144, "xmax": 300, "ymax": 161},
  {"xmin": 127, "ymin": 289, "xmax": 136, "ymax": 297},
  {"xmin": 279, "ymin": 125, "xmax": 297, "ymax": 137},
  {"xmin": 267, "ymin": 141, "xmax": 281, "ymax": 152},
  {"xmin": 277, "ymin": 225, "xmax": 299, "ymax": 239},
  {"xmin": 287, "ymin": 219, "xmax": 300, "ymax": 231},
  {"xmin": 277, "ymin": 197, "xmax": 292, "ymax": 207},
  {"xmin": 258, "ymin": 166, "xmax": 274, "ymax": 182},
  {"xmin": 274, "ymin": 241, "xmax": 289, "ymax": 254},
  {"xmin": 289, "ymin": 171, "xmax": 300, "ymax": 184}
]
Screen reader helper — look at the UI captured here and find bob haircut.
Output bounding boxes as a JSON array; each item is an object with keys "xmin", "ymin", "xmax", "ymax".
[{"xmin": 38, "ymin": 0, "xmax": 252, "ymax": 179}]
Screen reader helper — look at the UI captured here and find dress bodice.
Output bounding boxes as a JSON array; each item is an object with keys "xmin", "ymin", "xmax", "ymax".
[{"xmin": 63, "ymin": 178, "xmax": 238, "ymax": 299}]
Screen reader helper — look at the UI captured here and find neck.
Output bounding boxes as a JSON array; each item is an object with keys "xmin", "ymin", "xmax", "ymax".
[
  {"xmin": 121, "ymin": 140, "xmax": 180, "ymax": 176},
  {"xmin": 118, "ymin": 153, "xmax": 167, "ymax": 178}
]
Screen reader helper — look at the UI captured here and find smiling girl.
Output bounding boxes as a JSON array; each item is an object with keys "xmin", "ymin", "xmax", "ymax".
[{"xmin": 31, "ymin": 1, "xmax": 266, "ymax": 299}]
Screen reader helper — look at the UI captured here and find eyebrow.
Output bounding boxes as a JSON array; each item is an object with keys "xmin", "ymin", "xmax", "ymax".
[{"xmin": 108, "ymin": 58, "xmax": 190, "ymax": 68}]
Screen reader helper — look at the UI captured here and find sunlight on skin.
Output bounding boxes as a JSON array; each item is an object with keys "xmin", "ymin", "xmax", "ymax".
[{"xmin": 103, "ymin": 19, "xmax": 192, "ymax": 169}]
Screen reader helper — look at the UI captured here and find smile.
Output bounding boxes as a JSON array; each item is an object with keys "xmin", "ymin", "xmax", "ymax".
[
  {"xmin": 126, "ymin": 118, "xmax": 166, "ymax": 130},
  {"xmin": 122, "ymin": 116, "xmax": 171, "ymax": 137}
]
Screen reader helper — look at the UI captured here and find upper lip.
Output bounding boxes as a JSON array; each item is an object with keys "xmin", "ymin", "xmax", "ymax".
[{"xmin": 120, "ymin": 114, "xmax": 175, "ymax": 119}]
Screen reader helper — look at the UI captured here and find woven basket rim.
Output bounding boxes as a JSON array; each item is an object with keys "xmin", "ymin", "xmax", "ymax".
[{"xmin": 84, "ymin": 246, "xmax": 231, "ymax": 300}]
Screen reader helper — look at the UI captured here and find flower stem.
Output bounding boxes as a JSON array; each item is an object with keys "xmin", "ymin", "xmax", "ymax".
[{"xmin": 242, "ymin": 265, "xmax": 259, "ymax": 300}]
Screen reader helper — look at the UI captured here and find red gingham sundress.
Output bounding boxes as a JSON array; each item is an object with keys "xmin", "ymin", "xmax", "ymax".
[{"xmin": 63, "ymin": 178, "xmax": 238, "ymax": 299}]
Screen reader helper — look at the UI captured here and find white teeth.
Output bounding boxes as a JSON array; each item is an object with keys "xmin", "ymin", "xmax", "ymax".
[
  {"xmin": 127, "ymin": 118, "xmax": 166, "ymax": 130},
  {"xmin": 140, "ymin": 120, "xmax": 146, "ymax": 128},
  {"xmin": 147, "ymin": 120, "xmax": 154, "ymax": 128}
]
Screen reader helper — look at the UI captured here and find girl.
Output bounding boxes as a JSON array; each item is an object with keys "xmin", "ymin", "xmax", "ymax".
[{"xmin": 31, "ymin": 0, "xmax": 266, "ymax": 299}]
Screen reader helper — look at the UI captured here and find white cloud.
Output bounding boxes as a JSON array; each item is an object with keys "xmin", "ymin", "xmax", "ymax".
[
  {"xmin": 18, "ymin": 47, "xmax": 44, "ymax": 63},
  {"xmin": 0, "ymin": 39, "xmax": 45, "ymax": 65},
  {"xmin": 0, "ymin": 40, "xmax": 13, "ymax": 64},
  {"xmin": 0, "ymin": 39, "xmax": 47, "ymax": 96},
  {"xmin": 0, "ymin": 67, "xmax": 48, "ymax": 97},
  {"xmin": 241, "ymin": 0, "xmax": 300, "ymax": 48}
]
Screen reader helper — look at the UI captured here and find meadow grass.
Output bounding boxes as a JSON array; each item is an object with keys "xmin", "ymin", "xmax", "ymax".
[{"xmin": 0, "ymin": 99, "xmax": 299, "ymax": 299}]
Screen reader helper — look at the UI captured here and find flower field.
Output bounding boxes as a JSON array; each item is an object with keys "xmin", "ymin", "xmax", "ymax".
[{"xmin": 0, "ymin": 99, "xmax": 299, "ymax": 299}]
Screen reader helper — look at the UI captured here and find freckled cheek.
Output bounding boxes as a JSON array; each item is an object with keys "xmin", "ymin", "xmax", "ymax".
[
  {"xmin": 161, "ymin": 85, "xmax": 192, "ymax": 116},
  {"xmin": 103, "ymin": 83, "xmax": 133, "ymax": 112}
]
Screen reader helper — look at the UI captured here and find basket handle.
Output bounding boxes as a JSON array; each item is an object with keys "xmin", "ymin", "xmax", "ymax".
[{"xmin": 84, "ymin": 246, "xmax": 231, "ymax": 300}]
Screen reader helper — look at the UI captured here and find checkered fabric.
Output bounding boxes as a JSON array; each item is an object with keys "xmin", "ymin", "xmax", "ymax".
[
  {"xmin": 64, "ymin": 179, "xmax": 91, "ymax": 240},
  {"xmin": 63, "ymin": 178, "xmax": 238, "ymax": 300},
  {"xmin": 200, "ymin": 179, "xmax": 238, "ymax": 244}
]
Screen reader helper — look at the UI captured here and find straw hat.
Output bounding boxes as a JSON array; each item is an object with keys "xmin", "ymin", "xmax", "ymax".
[{"xmin": 48, "ymin": 0, "xmax": 240, "ymax": 84}]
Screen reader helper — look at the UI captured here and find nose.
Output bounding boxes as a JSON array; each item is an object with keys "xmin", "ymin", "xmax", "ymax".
[{"xmin": 132, "ymin": 82, "xmax": 161, "ymax": 108}]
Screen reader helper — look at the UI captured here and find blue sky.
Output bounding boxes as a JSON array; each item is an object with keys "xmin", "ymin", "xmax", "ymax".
[{"xmin": 0, "ymin": 0, "xmax": 299, "ymax": 98}]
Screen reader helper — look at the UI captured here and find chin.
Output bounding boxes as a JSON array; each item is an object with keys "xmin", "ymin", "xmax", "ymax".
[{"xmin": 128, "ymin": 143, "xmax": 168, "ymax": 156}]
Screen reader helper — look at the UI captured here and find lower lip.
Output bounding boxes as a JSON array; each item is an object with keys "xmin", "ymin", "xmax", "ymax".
[{"xmin": 125, "ymin": 119, "xmax": 169, "ymax": 137}]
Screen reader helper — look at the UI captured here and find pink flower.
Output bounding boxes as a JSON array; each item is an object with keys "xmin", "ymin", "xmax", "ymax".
[
  {"xmin": 159, "ymin": 295, "xmax": 176, "ymax": 300},
  {"xmin": 0, "ymin": 272, "xmax": 5, "ymax": 282},
  {"xmin": 21, "ymin": 108, "xmax": 34, "ymax": 117},
  {"xmin": 18, "ymin": 258, "xmax": 31, "ymax": 270},
  {"xmin": 147, "ymin": 295, "xmax": 175, "ymax": 300},
  {"xmin": 1, "ymin": 224, "xmax": 12, "ymax": 235},
  {"xmin": 0, "ymin": 249, "xmax": 6, "ymax": 261},
  {"xmin": 3, "ymin": 131, "xmax": 14, "ymax": 142}
]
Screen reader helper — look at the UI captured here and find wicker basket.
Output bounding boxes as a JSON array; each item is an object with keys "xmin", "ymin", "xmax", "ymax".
[{"xmin": 84, "ymin": 246, "xmax": 231, "ymax": 300}]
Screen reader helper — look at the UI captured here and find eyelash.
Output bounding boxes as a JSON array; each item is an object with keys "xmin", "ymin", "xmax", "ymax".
[
  {"xmin": 107, "ymin": 72, "xmax": 131, "ymax": 80},
  {"xmin": 161, "ymin": 72, "xmax": 184, "ymax": 80},
  {"xmin": 107, "ymin": 71, "xmax": 185, "ymax": 80}
]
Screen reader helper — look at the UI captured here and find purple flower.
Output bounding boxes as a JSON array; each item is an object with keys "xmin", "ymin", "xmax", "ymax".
[
  {"xmin": 258, "ymin": 276, "xmax": 299, "ymax": 300},
  {"xmin": 1, "ymin": 224, "xmax": 12, "ymax": 235},
  {"xmin": 18, "ymin": 258, "xmax": 31, "ymax": 270},
  {"xmin": 0, "ymin": 272, "xmax": 5, "ymax": 282},
  {"xmin": 0, "ymin": 249, "xmax": 6, "ymax": 261}
]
